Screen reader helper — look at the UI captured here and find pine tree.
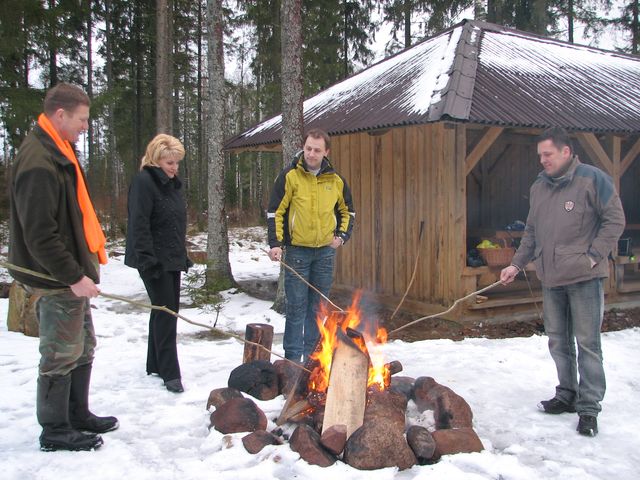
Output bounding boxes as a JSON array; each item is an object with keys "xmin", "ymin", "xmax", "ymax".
[{"xmin": 205, "ymin": 0, "xmax": 235, "ymax": 291}]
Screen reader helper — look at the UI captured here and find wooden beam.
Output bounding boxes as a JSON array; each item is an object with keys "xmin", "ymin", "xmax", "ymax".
[
  {"xmin": 621, "ymin": 137, "xmax": 640, "ymax": 176},
  {"xmin": 464, "ymin": 127, "xmax": 504, "ymax": 176},
  {"xmin": 612, "ymin": 136, "xmax": 621, "ymax": 192},
  {"xmin": 576, "ymin": 133, "xmax": 614, "ymax": 175}
]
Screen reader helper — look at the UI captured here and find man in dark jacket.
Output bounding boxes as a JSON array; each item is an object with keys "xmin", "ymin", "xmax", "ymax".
[
  {"xmin": 501, "ymin": 127, "xmax": 625, "ymax": 437},
  {"xmin": 267, "ymin": 129, "xmax": 355, "ymax": 362},
  {"xmin": 9, "ymin": 83, "xmax": 117, "ymax": 451}
]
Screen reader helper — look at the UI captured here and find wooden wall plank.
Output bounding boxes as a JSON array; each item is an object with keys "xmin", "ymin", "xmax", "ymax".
[
  {"xmin": 373, "ymin": 136, "xmax": 384, "ymax": 293},
  {"xmin": 346, "ymin": 134, "xmax": 360, "ymax": 289},
  {"xmin": 392, "ymin": 128, "xmax": 407, "ymax": 296},
  {"xmin": 359, "ymin": 133, "xmax": 373, "ymax": 290},
  {"xmin": 406, "ymin": 126, "xmax": 421, "ymax": 299},
  {"xmin": 380, "ymin": 132, "xmax": 394, "ymax": 295}
]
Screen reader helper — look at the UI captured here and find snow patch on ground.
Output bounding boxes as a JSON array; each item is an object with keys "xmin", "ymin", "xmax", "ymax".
[{"xmin": 1, "ymin": 227, "xmax": 639, "ymax": 479}]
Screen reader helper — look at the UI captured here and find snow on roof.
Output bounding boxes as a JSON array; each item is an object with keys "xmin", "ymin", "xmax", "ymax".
[{"xmin": 225, "ymin": 20, "xmax": 640, "ymax": 150}]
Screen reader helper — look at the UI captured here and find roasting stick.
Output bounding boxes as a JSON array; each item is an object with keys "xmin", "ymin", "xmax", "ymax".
[
  {"xmin": 389, "ymin": 221, "xmax": 424, "ymax": 322},
  {"xmin": 0, "ymin": 260, "xmax": 312, "ymax": 374},
  {"xmin": 261, "ymin": 248, "xmax": 345, "ymax": 312},
  {"xmin": 387, "ymin": 280, "xmax": 504, "ymax": 335},
  {"xmin": 265, "ymin": 248, "xmax": 505, "ymax": 337}
]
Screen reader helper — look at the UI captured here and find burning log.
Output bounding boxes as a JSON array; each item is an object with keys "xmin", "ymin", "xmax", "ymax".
[
  {"xmin": 385, "ymin": 360, "xmax": 403, "ymax": 376},
  {"xmin": 242, "ymin": 323, "xmax": 274, "ymax": 363},
  {"xmin": 321, "ymin": 328, "xmax": 369, "ymax": 439},
  {"xmin": 276, "ymin": 311, "xmax": 349, "ymax": 425}
]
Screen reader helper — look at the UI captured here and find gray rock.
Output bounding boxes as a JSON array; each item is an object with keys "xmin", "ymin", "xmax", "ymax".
[
  {"xmin": 343, "ymin": 418, "xmax": 416, "ymax": 470},
  {"xmin": 320, "ymin": 424, "xmax": 347, "ymax": 455},
  {"xmin": 431, "ymin": 428, "xmax": 483, "ymax": 460},
  {"xmin": 206, "ymin": 387, "xmax": 243, "ymax": 410},
  {"xmin": 406, "ymin": 425, "xmax": 436, "ymax": 464},
  {"xmin": 228, "ymin": 360, "xmax": 279, "ymax": 400},
  {"xmin": 210, "ymin": 397, "xmax": 267, "ymax": 434},
  {"xmin": 413, "ymin": 376, "xmax": 473, "ymax": 429},
  {"xmin": 242, "ymin": 430, "xmax": 282, "ymax": 454},
  {"xmin": 289, "ymin": 424, "xmax": 336, "ymax": 467}
]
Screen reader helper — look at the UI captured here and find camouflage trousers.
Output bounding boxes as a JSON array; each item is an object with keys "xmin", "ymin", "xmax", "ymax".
[{"xmin": 34, "ymin": 289, "xmax": 96, "ymax": 376}]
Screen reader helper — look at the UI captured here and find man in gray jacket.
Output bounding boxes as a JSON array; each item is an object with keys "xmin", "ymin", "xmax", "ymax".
[{"xmin": 501, "ymin": 127, "xmax": 625, "ymax": 437}]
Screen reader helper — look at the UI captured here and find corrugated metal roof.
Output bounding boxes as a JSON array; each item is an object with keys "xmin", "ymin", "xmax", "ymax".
[{"xmin": 225, "ymin": 20, "xmax": 640, "ymax": 150}]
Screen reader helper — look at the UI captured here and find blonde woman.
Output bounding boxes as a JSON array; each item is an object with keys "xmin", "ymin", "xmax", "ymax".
[{"xmin": 125, "ymin": 134, "xmax": 192, "ymax": 393}]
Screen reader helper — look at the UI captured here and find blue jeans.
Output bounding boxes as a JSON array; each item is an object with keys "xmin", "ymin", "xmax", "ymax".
[
  {"xmin": 283, "ymin": 246, "xmax": 336, "ymax": 362},
  {"xmin": 36, "ymin": 290, "xmax": 96, "ymax": 376},
  {"xmin": 542, "ymin": 278, "xmax": 605, "ymax": 416}
]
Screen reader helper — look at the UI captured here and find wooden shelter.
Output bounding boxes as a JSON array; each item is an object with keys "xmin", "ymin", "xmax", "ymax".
[{"xmin": 225, "ymin": 20, "xmax": 640, "ymax": 321}]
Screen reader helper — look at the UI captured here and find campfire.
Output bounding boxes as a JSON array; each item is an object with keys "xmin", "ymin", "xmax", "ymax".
[
  {"xmin": 308, "ymin": 294, "xmax": 390, "ymax": 394},
  {"xmin": 207, "ymin": 295, "xmax": 484, "ymax": 470}
]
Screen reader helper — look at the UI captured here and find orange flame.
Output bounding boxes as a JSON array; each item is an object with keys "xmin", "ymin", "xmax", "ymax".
[{"xmin": 308, "ymin": 293, "xmax": 390, "ymax": 392}]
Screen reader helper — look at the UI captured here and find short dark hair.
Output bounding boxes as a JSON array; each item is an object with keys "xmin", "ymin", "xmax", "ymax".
[
  {"xmin": 537, "ymin": 127, "xmax": 573, "ymax": 154},
  {"xmin": 304, "ymin": 128, "xmax": 331, "ymax": 150},
  {"xmin": 44, "ymin": 83, "xmax": 90, "ymax": 115}
]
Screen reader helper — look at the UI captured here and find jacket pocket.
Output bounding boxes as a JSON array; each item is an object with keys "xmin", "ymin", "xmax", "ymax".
[{"xmin": 554, "ymin": 244, "xmax": 591, "ymax": 279}]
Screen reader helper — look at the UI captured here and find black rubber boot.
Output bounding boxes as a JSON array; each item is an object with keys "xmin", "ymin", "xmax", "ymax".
[
  {"xmin": 69, "ymin": 363, "xmax": 119, "ymax": 433},
  {"xmin": 37, "ymin": 374, "xmax": 104, "ymax": 452}
]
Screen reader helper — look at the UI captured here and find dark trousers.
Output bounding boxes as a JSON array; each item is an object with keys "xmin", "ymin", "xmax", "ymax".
[{"xmin": 141, "ymin": 271, "xmax": 181, "ymax": 382}]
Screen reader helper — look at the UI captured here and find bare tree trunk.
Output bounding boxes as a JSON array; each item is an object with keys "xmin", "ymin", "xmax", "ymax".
[
  {"xmin": 197, "ymin": 0, "xmax": 205, "ymax": 216},
  {"xmin": 273, "ymin": 0, "xmax": 304, "ymax": 313},
  {"xmin": 105, "ymin": 0, "xmax": 120, "ymax": 238},
  {"xmin": 404, "ymin": 0, "xmax": 411, "ymax": 48},
  {"xmin": 633, "ymin": 0, "xmax": 639, "ymax": 55},
  {"xmin": 134, "ymin": 0, "xmax": 144, "ymax": 168},
  {"xmin": 256, "ymin": 152, "xmax": 263, "ymax": 214},
  {"xmin": 48, "ymin": 0, "xmax": 58, "ymax": 87},
  {"xmin": 205, "ymin": 0, "xmax": 235, "ymax": 291},
  {"xmin": 568, "ymin": 0, "xmax": 574, "ymax": 43},
  {"xmin": 280, "ymin": 0, "xmax": 303, "ymax": 166},
  {"xmin": 156, "ymin": 0, "xmax": 173, "ymax": 134},
  {"xmin": 85, "ymin": 0, "xmax": 93, "ymax": 164}
]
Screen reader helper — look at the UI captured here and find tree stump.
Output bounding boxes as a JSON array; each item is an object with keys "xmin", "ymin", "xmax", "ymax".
[
  {"xmin": 7, "ymin": 281, "xmax": 40, "ymax": 338},
  {"xmin": 242, "ymin": 323, "xmax": 274, "ymax": 363}
]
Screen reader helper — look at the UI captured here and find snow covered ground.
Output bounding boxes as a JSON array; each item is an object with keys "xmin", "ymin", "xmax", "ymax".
[{"xmin": 1, "ymin": 227, "xmax": 639, "ymax": 479}]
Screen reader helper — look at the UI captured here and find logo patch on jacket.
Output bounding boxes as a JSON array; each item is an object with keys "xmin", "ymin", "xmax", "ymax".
[{"xmin": 564, "ymin": 201, "xmax": 575, "ymax": 212}]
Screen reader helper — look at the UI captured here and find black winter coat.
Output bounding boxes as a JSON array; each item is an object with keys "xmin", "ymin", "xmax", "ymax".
[
  {"xmin": 9, "ymin": 126, "xmax": 100, "ymax": 288},
  {"xmin": 124, "ymin": 166, "xmax": 191, "ymax": 276}
]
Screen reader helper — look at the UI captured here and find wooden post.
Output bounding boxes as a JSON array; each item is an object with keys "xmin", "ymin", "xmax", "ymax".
[
  {"xmin": 321, "ymin": 329, "xmax": 369, "ymax": 439},
  {"xmin": 242, "ymin": 323, "xmax": 274, "ymax": 364}
]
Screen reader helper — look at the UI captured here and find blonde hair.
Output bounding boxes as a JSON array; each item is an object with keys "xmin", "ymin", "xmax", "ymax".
[{"xmin": 139, "ymin": 134, "xmax": 185, "ymax": 170}]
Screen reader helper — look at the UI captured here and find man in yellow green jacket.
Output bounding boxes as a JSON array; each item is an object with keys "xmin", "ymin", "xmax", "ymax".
[{"xmin": 267, "ymin": 129, "xmax": 355, "ymax": 362}]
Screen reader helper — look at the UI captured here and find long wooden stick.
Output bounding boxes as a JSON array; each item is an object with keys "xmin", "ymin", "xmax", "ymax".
[
  {"xmin": 389, "ymin": 220, "xmax": 424, "ymax": 321},
  {"xmin": 261, "ymin": 248, "xmax": 344, "ymax": 312},
  {"xmin": 388, "ymin": 280, "xmax": 504, "ymax": 335},
  {"xmin": 0, "ymin": 260, "xmax": 311, "ymax": 374}
]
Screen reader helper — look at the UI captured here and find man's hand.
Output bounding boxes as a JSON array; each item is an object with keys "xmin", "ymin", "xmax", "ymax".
[
  {"xmin": 330, "ymin": 236, "xmax": 343, "ymax": 249},
  {"xmin": 500, "ymin": 265, "xmax": 519, "ymax": 284},
  {"xmin": 268, "ymin": 247, "xmax": 283, "ymax": 262},
  {"xmin": 70, "ymin": 276, "xmax": 100, "ymax": 298}
]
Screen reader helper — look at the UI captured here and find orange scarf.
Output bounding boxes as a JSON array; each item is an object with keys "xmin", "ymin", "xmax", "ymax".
[{"xmin": 38, "ymin": 113, "xmax": 107, "ymax": 265}]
